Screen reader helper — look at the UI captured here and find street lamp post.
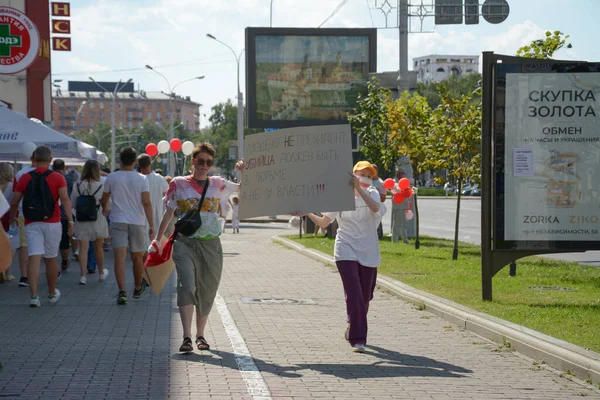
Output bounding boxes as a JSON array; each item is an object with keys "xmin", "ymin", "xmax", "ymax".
[
  {"xmin": 88, "ymin": 78, "xmax": 132, "ymax": 171},
  {"xmin": 206, "ymin": 33, "xmax": 245, "ymax": 160},
  {"xmin": 53, "ymin": 99, "xmax": 88, "ymax": 135},
  {"xmin": 145, "ymin": 65, "xmax": 204, "ymax": 176}
]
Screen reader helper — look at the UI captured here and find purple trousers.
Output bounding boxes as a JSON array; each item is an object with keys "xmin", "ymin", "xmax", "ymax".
[{"xmin": 336, "ymin": 260, "xmax": 378, "ymax": 346}]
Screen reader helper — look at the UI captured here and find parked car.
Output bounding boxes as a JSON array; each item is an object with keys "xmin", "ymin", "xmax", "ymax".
[{"xmin": 461, "ymin": 183, "xmax": 479, "ymax": 196}]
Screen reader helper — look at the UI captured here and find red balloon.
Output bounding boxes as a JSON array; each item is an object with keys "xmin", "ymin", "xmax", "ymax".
[
  {"xmin": 383, "ymin": 178, "xmax": 395, "ymax": 190},
  {"xmin": 170, "ymin": 138, "xmax": 182, "ymax": 152},
  {"xmin": 399, "ymin": 177, "xmax": 411, "ymax": 190},
  {"xmin": 402, "ymin": 188, "xmax": 413, "ymax": 199},
  {"xmin": 146, "ymin": 143, "xmax": 158, "ymax": 157},
  {"xmin": 393, "ymin": 192, "xmax": 405, "ymax": 204}
]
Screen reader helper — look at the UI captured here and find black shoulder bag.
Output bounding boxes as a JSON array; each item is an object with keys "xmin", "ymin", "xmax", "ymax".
[{"xmin": 174, "ymin": 178, "xmax": 209, "ymax": 237}]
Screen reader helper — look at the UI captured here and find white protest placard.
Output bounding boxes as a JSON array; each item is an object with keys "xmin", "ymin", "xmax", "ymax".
[{"xmin": 239, "ymin": 124, "xmax": 355, "ymax": 219}]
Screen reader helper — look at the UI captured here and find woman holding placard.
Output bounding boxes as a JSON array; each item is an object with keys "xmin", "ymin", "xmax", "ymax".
[
  {"xmin": 301, "ymin": 161, "xmax": 386, "ymax": 353},
  {"xmin": 154, "ymin": 142, "xmax": 244, "ymax": 353}
]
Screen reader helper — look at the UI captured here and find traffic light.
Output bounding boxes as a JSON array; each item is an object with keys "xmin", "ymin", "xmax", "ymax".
[{"xmin": 465, "ymin": 0, "xmax": 479, "ymax": 25}]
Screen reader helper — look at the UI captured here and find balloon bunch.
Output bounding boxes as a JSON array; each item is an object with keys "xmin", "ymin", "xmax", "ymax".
[
  {"xmin": 383, "ymin": 177, "xmax": 415, "ymax": 220},
  {"xmin": 144, "ymin": 139, "xmax": 196, "ymax": 175}
]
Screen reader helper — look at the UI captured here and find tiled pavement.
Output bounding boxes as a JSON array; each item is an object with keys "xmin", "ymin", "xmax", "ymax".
[{"xmin": 0, "ymin": 222, "xmax": 599, "ymax": 400}]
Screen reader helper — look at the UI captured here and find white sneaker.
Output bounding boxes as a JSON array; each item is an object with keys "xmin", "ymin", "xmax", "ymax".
[
  {"xmin": 352, "ymin": 344, "xmax": 366, "ymax": 353},
  {"xmin": 48, "ymin": 289, "xmax": 60, "ymax": 304},
  {"xmin": 30, "ymin": 296, "xmax": 41, "ymax": 308},
  {"xmin": 99, "ymin": 269, "xmax": 109, "ymax": 281},
  {"xmin": 79, "ymin": 276, "xmax": 87, "ymax": 285}
]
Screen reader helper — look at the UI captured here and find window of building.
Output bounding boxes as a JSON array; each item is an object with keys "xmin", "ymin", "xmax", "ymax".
[
  {"xmin": 60, "ymin": 110, "xmax": 65, "ymax": 117},
  {"xmin": 109, "ymin": 102, "xmax": 113, "ymax": 109},
  {"xmin": 79, "ymin": 120, "xmax": 85, "ymax": 128},
  {"xmin": 138, "ymin": 121, "xmax": 143, "ymax": 128},
  {"xmin": 99, "ymin": 102, "xmax": 104, "ymax": 109},
  {"xmin": 166, "ymin": 112, "xmax": 170, "ymax": 120},
  {"xmin": 79, "ymin": 112, "xmax": 85, "ymax": 119},
  {"xmin": 436, "ymin": 58, "xmax": 447, "ymax": 63},
  {"xmin": 59, "ymin": 101, "xmax": 64, "ymax": 107},
  {"xmin": 99, "ymin": 111, "xmax": 104, "ymax": 120},
  {"xmin": 128, "ymin": 111, "xmax": 133, "ymax": 119},
  {"xmin": 89, "ymin": 102, "xmax": 94, "ymax": 109},
  {"xmin": 157, "ymin": 112, "xmax": 161, "ymax": 120},
  {"xmin": 451, "ymin": 67, "xmax": 461, "ymax": 75},
  {"xmin": 414, "ymin": 61, "xmax": 418, "ymax": 67},
  {"xmin": 466, "ymin": 69, "xmax": 473, "ymax": 73},
  {"xmin": 110, "ymin": 111, "xmax": 114, "ymax": 119},
  {"xmin": 138, "ymin": 102, "xmax": 143, "ymax": 110},
  {"xmin": 138, "ymin": 111, "xmax": 143, "ymax": 118},
  {"xmin": 118, "ymin": 102, "xmax": 123, "ymax": 109},
  {"xmin": 147, "ymin": 112, "xmax": 152, "ymax": 119},
  {"xmin": 90, "ymin": 121, "xmax": 95, "ymax": 128},
  {"xmin": 450, "ymin": 58, "xmax": 461, "ymax": 63},
  {"xmin": 128, "ymin": 121, "xmax": 133, "ymax": 128},
  {"xmin": 90, "ymin": 111, "xmax": 95, "ymax": 118},
  {"xmin": 436, "ymin": 67, "xmax": 445, "ymax": 72},
  {"xmin": 119, "ymin": 112, "xmax": 123, "ymax": 118}
]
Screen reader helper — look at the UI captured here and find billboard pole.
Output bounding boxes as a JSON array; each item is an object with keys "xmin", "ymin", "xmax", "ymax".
[{"xmin": 397, "ymin": 0, "xmax": 409, "ymax": 93}]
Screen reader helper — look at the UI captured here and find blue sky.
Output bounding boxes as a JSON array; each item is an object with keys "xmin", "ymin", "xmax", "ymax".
[{"xmin": 51, "ymin": 0, "xmax": 599, "ymax": 127}]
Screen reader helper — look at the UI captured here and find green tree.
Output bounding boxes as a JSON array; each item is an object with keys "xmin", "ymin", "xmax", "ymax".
[
  {"xmin": 516, "ymin": 30, "xmax": 572, "ymax": 59},
  {"xmin": 428, "ymin": 84, "xmax": 481, "ymax": 260},
  {"xmin": 386, "ymin": 91, "xmax": 433, "ymax": 249},
  {"xmin": 348, "ymin": 78, "xmax": 397, "ymax": 176},
  {"xmin": 417, "ymin": 73, "xmax": 482, "ymax": 109}
]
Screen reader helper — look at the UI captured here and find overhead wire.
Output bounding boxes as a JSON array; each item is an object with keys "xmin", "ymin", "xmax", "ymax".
[
  {"xmin": 318, "ymin": 0, "xmax": 349, "ymax": 28},
  {"xmin": 366, "ymin": 0, "xmax": 375, "ymax": 27}
]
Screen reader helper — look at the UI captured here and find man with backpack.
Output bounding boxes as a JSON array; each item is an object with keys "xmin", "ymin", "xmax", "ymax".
[
  {"xmin": 9, "ymin": 146, "xmax": 74, "ymax": 307},
  {"xmin": 101, "ymin": 147, "xmax": 153, "ymax": 305}
]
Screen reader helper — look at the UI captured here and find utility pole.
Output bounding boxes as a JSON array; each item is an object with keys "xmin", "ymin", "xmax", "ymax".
[
  {"xmin": 397, "ymin": 0, "xmax": 410, "ymax": 95},
  {"xmin": 89, "ymin": 78, "xmax": 132, "ymax": 171}
]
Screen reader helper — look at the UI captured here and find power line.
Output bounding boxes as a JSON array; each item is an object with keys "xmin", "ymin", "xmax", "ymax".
[
  {"xmin": 318, "ymin": 0, "xmax": 349, "ymax": 28},
  {"xmin": 366, "ymin": 0, "xmax": 375, "ymax": 27}
]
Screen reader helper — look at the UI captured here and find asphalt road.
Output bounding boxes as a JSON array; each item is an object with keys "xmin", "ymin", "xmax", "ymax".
[{"xmin": 382, "ymin": 197, "xmax": 600, "ymax": 266}]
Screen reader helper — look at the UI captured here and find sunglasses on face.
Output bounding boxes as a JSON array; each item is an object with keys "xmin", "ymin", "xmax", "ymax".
[{"xmin": 194, "ymin": 158, "xmax": 214, "ymax": 167}]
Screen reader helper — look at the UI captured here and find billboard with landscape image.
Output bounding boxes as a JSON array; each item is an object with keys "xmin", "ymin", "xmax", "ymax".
[{"xmin": 245, "ymin": 28, "xmax": 377, "ymax": 128}]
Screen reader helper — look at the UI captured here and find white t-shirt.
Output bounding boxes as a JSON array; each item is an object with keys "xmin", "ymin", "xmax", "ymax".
[
  {"xmin": 145, "ymin": 172, "xmax": 168, "ymax": 231},
  {"xmin": 231, "ymin": 203, "xmax": 239, "ymax": 219},
  {"xmin": 323, "ymin": 188, "xmax": 387, "ymax": 268},
  {"xmin": 15, "ymin": 166, "xmax": 34, "ymax": 214},
  {"xmin": 103, "ymin": 170, "xmax": 149, "ymax": 226},
  {"xmin": 165, "ymin": 176, "xmax": 238, "ymax": 239}
]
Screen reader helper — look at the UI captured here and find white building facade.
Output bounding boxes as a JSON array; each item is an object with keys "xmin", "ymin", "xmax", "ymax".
[{"xmin": 413, "ymin": 54, "xmax": 480, "ymax": 83}]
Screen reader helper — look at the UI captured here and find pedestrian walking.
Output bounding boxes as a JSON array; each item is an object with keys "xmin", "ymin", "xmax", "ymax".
[
  {"xmin": 154, "ymin": 142, "xmax": 243, "ymax": 353},
  {"xmin": 12, "ymin": 157, "xmax": 36, "ymax": 287},
  {"xmin": 301, "ymin": 161, "xmax": 386, "ymax": 353},
  {"xmin": 51, "ymin": 159, "xmax": 74, "ymax": 272},
  {"xmin": 9, "ymin": 146, "xmax": 74, "ymax": 307},
  {"xmin": 71, "ymin": 160, "xmax": 109, "ymax": 284},
  {"xmin": 231, "ymin": 196, "xmax": 240, "ymax": 233},
  {"xmin": 391, "ymin": 169, "xmax": 410, "ymax": 244},
  {"xmin": 101, "ymin": 147, "xmax": 153, "ymax": 305},
  {"xmin": 0, "ymin": 162, "xmax": 16, "ymax": 282},
  {"xmin": 0, "ymin": 191, "xmax": 12, "ymax": 274},
  {"xmin": 137, "ymin": 153, "xmax": 168, "ymax": 248}
]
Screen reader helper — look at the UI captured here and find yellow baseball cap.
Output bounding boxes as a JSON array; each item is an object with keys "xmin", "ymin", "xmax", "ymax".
[{"xmin": 352, "ymin": 161, "xmax": 377, "ymax": 176}]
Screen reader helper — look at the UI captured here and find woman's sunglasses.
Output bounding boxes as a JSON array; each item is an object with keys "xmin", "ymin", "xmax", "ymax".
[{"xmin": 194, "ymin": 158, "xmax": 214, "ymax": 167}]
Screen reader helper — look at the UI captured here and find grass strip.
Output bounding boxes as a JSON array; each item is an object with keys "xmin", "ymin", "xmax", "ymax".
[{"xmin": 285, "ymin": 234, "xmax": 600, "ymax": 353}]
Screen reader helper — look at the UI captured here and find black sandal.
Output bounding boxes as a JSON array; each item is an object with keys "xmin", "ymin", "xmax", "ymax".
[
  {"xmin": 196, "ymin": 336, "xmax": 210, "ymax": 350},
  {"xmin": 179, "ymin": 337, "xmax": 193, "ymax": 353}
]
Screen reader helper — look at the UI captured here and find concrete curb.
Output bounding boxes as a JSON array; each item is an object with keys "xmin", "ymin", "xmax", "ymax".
[{"xmin": 273, "ymin": 236, "xmax": 600, "ymax": 386}]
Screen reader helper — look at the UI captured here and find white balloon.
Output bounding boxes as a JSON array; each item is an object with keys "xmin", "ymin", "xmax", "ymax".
[
  {"xmin": 406, "ymin": 210, "xmax": 414, "ymax": 221},
  {"xmin": 157, "ymin": 140, "xmax": 170, "ymax": 154},
  {"xmin": 181, "ymin": 141, "xmax": 194, "ymax": 156},
  {"xmin": 21, "ymin": 141, "xmax": 37, "ymax": 157}
]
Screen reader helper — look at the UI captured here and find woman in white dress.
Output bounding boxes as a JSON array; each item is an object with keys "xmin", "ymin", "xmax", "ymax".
[{"xmin": 71, "ymin": 160, "xmax": 109, "ymax": 284}]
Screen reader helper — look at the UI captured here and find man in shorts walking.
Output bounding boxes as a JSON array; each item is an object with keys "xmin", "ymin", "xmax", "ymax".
[
  {"xmin": 9, "ymin": 146, "xmax": 73, "ymax": 307},
  {"xmin": 101, "ymin": 147, "xmax": 153, "ymax": 304}
]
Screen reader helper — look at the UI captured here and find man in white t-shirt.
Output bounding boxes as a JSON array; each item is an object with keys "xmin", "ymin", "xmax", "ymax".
[
  {"xmin": 101, "ymin": 147, "xmax": 153, "ymax": 305},
  {"xmin": 137, "ymin": 153, "xmax": 168, "ymax": 245}
]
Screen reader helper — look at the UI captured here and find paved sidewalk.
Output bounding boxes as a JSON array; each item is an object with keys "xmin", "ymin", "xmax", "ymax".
[{"xmin": 0, "ymin": 223, "xmax": 599, "ymax": 399}]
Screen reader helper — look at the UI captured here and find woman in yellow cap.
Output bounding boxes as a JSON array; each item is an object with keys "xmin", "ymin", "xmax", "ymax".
[{"xmin": 303, "ymin": 161, "xmax": 386, "ymax": 353}]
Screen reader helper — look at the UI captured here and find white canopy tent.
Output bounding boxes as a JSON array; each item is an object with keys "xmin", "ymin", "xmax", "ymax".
[{"xmin": 0, "ymin": 102, "xmax": 102, "ymax": 164}]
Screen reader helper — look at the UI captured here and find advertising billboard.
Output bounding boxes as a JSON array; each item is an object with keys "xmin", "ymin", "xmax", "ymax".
[
  {"xmin": 245, "ymin": 27, "xmax": 377, "ymax": 129},
  {"xmin": 491, "ymin": 60, "xmax": 600, "ymax": 251}
]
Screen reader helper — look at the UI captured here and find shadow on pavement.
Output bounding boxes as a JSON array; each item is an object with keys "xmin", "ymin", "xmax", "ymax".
[{"xmin": 170, "ymin": 345, "xmax": 472, "ymax": 380}]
